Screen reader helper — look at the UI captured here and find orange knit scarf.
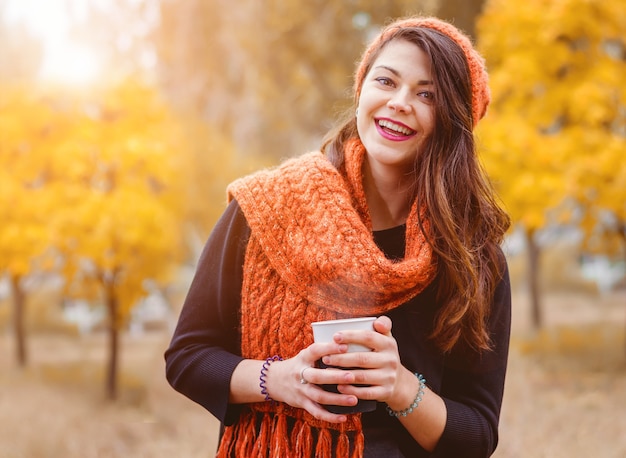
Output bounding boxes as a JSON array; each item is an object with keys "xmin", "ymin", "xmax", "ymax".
[{"xmin": 218, "ymin": 139, "xmax": 436, "ymax": 457}]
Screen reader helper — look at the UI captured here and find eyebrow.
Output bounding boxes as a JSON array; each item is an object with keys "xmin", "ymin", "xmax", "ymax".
[{"xmin": 374, "ymin": 65, "xmax": 433, "ymax": 85}]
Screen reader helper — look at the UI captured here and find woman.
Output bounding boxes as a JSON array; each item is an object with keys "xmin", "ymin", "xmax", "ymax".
[{"xmin": 165, "ymin": 16, "xmax": 511, "ymax": 458}]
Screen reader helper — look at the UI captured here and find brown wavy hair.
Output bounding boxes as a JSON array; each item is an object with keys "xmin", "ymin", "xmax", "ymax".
[{"xmin": 322, "ymin": 26, "xmax": 510, "ymax": 353}]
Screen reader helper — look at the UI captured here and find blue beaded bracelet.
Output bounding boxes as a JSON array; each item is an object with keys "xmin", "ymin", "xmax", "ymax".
[
  {"xmin": 259, "ymin": 355, "xmax": 283, "ymax": 402},
  {"xmin": 386, "ymin": 373, "xmax": 426, "ymax": 417}
]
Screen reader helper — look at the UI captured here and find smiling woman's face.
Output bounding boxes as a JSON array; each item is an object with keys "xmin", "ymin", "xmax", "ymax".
[{"xmin": 356, "ymin": 38, "xmax": 435, "ymax": 179}]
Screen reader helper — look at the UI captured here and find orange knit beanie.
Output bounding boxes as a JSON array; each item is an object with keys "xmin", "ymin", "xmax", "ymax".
[{"xmin": 354, "ymin": 16, "xmax": 490, "ymax": 128}]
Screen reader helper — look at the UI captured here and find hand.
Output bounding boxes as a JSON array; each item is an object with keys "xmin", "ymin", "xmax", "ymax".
[
  {"xmin": 317, "ymin": 316, "xmax": 408, "ymax": 406},
  {"xmin": 266, "ymin": 340, "xmax": 360, "ymax": 423}
]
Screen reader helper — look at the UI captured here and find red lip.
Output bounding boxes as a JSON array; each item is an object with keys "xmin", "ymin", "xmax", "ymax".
[{"xmin": 375, "ymin": 118, "xmax": 417, "ymax": 142}]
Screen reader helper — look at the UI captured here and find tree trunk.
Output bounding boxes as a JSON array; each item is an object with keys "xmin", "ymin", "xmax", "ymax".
[
  {"xmin": 436, "ymin": 0, "xmax": 486, "ymax": 39},
  {"xmin": 620, "ymin": 221, "xmax": 626, "ymax": 358},
  {"xmin": 525, "ymin": 228, "xmax": 543, "ymax": 329},
  {"xmin": 10, "ymin": 274, "xmax": 27, "ymax": 367},
  {"xmin": 104, "ymin": 280, "xmax": 119, "ymax": 401}
]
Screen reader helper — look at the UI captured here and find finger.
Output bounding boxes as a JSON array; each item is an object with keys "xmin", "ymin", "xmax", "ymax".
[
  {"xmin": 332, "ymin": 320, "xmax": 394, "ymax": 351},
  {"xmin": 332, "ymin": 329, "xmax": 380, "ymax": 351},
  {"xmin": 337, "ymin": 383, "xmax": 389, "ymax": 401},
  {"xmin": 340, "ymin": 367, "xmax": 394, "ymax": 387},
  {"xmin": 306, "ymin": 384, "xmax": 359, "ymax": 411},
  {"xmin": 373, "ymin": 315, "xmax": 392, "ymax": 336},
  {"xmin": 301, "ymin": 400, "xmax": 349, "ymax": 424},
  {"xmin": 304, "ymin": 341, "xmax": 349, "ymax": 362},
  {"xmin": 305, "ymin": 367, "xmax": 356, "ymax": 385},
  {"xmin": 321, "ymin": 350, "xmax": 385, "ymax": 370}
]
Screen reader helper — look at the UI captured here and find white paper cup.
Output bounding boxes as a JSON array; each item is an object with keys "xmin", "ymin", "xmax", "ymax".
[
  {"xmin": 311, "ymin": 317, "xmax": 377, "ymax": 414},
  {"xmin": 311, "ymin": 317, "xmax": 376, "ymax": 351}
]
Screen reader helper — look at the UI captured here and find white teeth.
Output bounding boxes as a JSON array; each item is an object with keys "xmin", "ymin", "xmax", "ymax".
[{"xmin": 378, "ymin": 119, "xmax": 415, "ymax": 135}]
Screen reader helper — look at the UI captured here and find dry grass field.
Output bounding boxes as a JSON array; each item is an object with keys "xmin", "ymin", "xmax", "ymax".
[
  {"xmin": 494, "ymin": 290, "xmax": 626, "ymax": 458},
  {"xmin": 1, "ymin": 285, "xmax": 625, "ymax": 457},
  {"xmin": 0, "ymin": 331, "xmax": 220, "ymax": 458}
]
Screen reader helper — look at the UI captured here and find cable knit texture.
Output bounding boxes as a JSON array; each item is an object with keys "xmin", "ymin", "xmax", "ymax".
[{"xmin": 216, "ymin": 139, "xmax": 436, "ymax": 457}]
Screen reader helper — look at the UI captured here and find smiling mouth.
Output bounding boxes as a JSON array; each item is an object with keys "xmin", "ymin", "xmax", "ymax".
[{"xmin": 377, "ymin": 119, "xmax": 416, "ymax": 136}]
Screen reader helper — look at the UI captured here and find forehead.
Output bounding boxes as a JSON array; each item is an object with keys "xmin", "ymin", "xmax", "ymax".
[{"xmin": 370, "ymin": 39, "xmax": 432, "ymax": 78}]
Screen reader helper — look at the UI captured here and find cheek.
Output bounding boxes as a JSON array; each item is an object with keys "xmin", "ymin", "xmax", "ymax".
[
  {"xmin": 356, "ymin": 112, "xmax": 366, "ymax": 138},
  {"xmin": 356, "ymin": 92, "xmax": 379, "ymax": 134},
  {"xmin": 355, "ymin": 101, "xmax": 369, "ymax": 138},
  {"xmin": 420, "ymin": 108, "xmax": 436, "ymax": 135}
]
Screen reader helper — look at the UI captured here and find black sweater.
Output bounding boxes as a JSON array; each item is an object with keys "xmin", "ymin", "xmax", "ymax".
[{"xmin": 165, "ymin": 200, "xmax": 511, "ymax": 457}]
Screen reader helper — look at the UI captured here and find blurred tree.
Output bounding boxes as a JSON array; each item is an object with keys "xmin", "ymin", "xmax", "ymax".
[
  {"xmin": 152, "ymin": 0, "xmax": 438, "ymax": 160},
  {"xmin": 62, "ymin": 0, "xmax": 261, "ymax": 238},
  {"xmin": 0, "ymin": 77, "xmax": 186, "ymax": 398},
  {"xmin": 63, "ymin": 0, "xmax": 489, "ymax": 237},
  {"xmin": 0, "ymin": 86, "xmax": 64, "ymax": 366},
  {"xmin": 477, "ymin": 114, "xmax": 567, "ymax": 328},
  {"xmin": 50, "ymin": 79, "xmax": 186, "ymax": 400},
  {"xmin": 150, "ymin": 0, "xmax": 493, "ymax": 231},
  {"xmin": 477, "ymin": 0, "xmax": 626, "ymax": 328},
  {"xmin": 436, "ymin": 0, "xmax": 485, "ymax": 38},
  {"xmin": 175, "ymin": 116, "xmax": 270, "ymax": 245}
]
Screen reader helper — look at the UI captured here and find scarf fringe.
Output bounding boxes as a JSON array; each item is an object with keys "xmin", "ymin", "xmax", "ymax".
[
  {"xmin": 253, "ymin": 410, "xmax": 273, "ymax": 456},
  {"xmin": 291, "ymin": 418, "xmax": 312, "ymax": 456},
  {"xmin": 218, "ymin": 409, "xmax": 365, "ymax": 457},
  {"xmin": 215, "ymin": 411, "xmax": 260, "ymax": 458},
  {"xmin": 315, "ymin": 427, "xmax": 333, "ymax": 458},
  {"xmin": 352, "ymin": 429, "xmax": 365, "ymax": 458},
  {"xmin": 337, "ymin": 429, "xmax": 350, "ymax": 457},
  {"xmin": 269, "ymin": 412, "xmax": 290, "ymax": 456}
]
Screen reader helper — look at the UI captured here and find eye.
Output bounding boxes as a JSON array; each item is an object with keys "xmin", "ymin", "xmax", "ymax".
[
  {"xmin": 375, "ymin": 77, "xmax": 394, "ymax": 87},
  {"xmin": 418, "ymin": 91, "xmax": 435, "ymax": 101}
]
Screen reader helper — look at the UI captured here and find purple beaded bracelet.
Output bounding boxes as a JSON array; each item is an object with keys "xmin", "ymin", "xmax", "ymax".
[{"xmin": 259, "ymin": 355, "xmax": 283, "ymax": 402}]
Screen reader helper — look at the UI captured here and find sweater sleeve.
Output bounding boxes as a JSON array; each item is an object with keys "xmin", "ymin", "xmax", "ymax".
[
  {"xmin": 164, "ymin": 199, "xmax": 249, "ymax": 424},
  {"xmin": 434, "ymin": 262, "xmax": 512, "ymax": 457}
]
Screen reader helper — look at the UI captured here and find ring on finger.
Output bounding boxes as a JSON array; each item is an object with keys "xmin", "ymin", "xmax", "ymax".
[{"xmin": 300, "ymin": 367, "xmax": 310, "ymax": 384}]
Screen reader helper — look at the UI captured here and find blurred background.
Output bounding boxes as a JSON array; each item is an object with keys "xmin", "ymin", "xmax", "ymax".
[{"xmin": 0, "ymin": 0, "xmax": 624, "ymax": 457}]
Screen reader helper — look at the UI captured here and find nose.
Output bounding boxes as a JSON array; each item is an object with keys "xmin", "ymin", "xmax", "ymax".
[{"xmin": 387, "ymin": 89, "xmax": 412, "ymax": 113}]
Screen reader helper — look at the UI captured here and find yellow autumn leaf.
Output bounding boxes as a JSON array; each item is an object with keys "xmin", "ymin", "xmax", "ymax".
[{"xmin": 478, "ymin": 0, "xmax": 626, "ymax": 251}]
